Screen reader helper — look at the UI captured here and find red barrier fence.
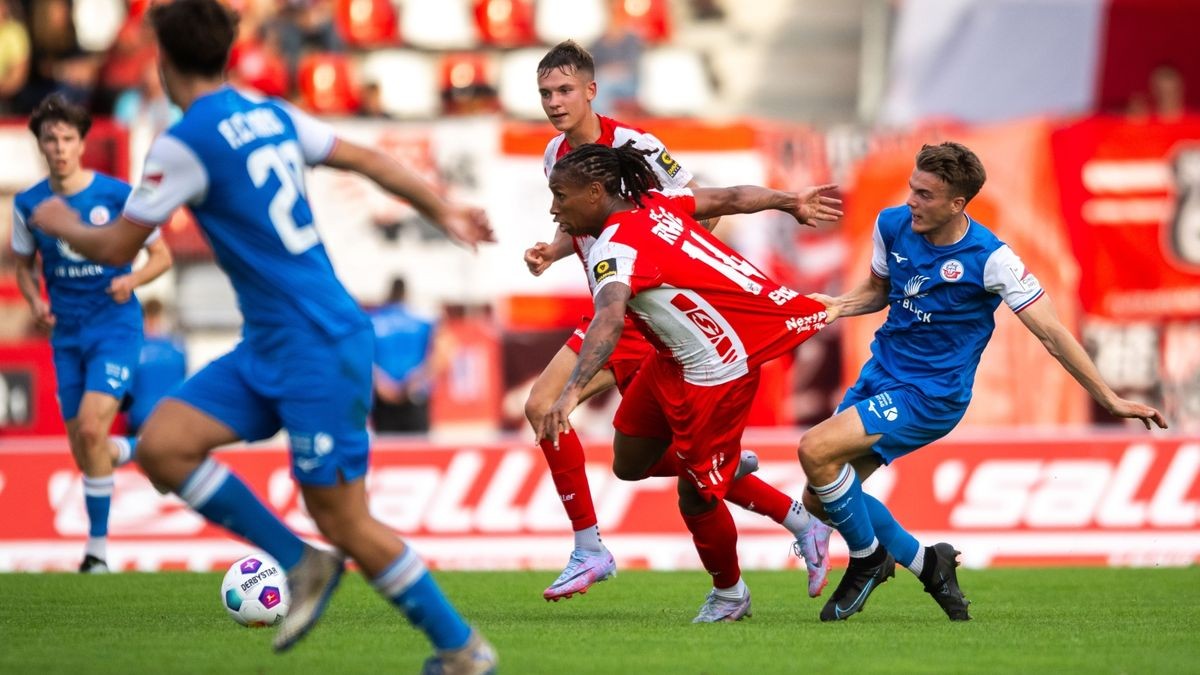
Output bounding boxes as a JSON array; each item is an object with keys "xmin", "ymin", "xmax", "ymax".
[{"xmin": 0, "ymin": 431, "xmax": 1195, "ymax": 572}]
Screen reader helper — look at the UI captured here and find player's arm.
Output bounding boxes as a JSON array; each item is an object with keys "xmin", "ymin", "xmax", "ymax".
[
  {"xmin": 524, "ymin": 228, "xmax": 575, "ymax": 276},
  {"xmin": 323, "ymin": 140, "xmax": 494, "ymax": 250},
  {"xmin": 108, "ymin": 237, "xmax": 173, "ymax": 303},
  {"xmin": 28, "ymin": 200, "xmax": 150, "ymax": 266},
  {"xmin": 1016, "ymin": 296, "xmax": 1167, "ymax": 430},
  {"xmin": 686, "ymin": 178, "xmax": 721, "ymax": 232},
  {"xmin": 13, "ymin": 252, "xmax": 54, "ymax": 330},
  {"xmin": 808, "ymin": 273, "xmax": 889, "ymax": 318},
  {"xmin": 691, "ymin": 184, "xmax": 842, "ymax": 227},
  {"xmin": 538, "ymin": 281, "xmax": 630, "ymax": 443}
]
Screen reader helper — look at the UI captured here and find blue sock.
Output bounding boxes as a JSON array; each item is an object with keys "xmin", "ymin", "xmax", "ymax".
[
  {"xmin": 82, "ymin": 476, "xmax": 114, "ymax": 538},
  {"xmin": 812, "ymin": 465, "xmax": 877, "ymax": 556},
  {"xmin": 863, "ymin": 493, "xmax": 919, "ymax": 567},
  {"xmin": 112, "ymin": 436, "xmax": 136, "ymax": 467},
  {"xmin": 178, "ymin": 458, "xmax": 305, "ymax": 570},
  {"xmin": 372, "ymin": 548, "xmax": 472, "ymax": 650}
]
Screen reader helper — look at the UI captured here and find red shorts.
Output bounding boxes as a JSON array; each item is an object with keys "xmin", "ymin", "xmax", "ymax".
[
  {"xmin": 565, "ymin": 315, "xmax": 655, "ymax": 392},
  {"xmin": 613, "ymin": 355, "xmax": 761, "ymax": 501}
]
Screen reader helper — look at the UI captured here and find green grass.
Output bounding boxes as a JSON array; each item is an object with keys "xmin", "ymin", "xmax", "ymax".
[{"xmin": 1, "ymin": 567, "xmax": 1198, "ymax": 674}]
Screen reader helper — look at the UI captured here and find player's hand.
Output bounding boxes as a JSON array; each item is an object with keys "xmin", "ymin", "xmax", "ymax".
[
  {"xmin": 108, "ymin": 275, "xmax": 136, "ymax": 303},
  {"xmin": 30, "ymin": 298, "xmax": 55, "ymax": 331},
  {"xmin": 806, "ymin": 292, "xmax": 842, "ymax": 323},
  {"xmin": 439, "ymin": 203, "xmax": 495, "ymax": 251},
  {"xmin": 30, "ymin": 197, "xmax": 77, "ymax": 238},
  {"xmin": 524, "ymin": 242, "xmax": 553, "ymax": 276},
  {"xmin": 788, "ymin": 184, "xmax": 843, "ymax": 228},
  {"xmin": 1107, "ymin": 398, "xmax": 1168, "ymax": 430},
  {"xmin": 538, "ymin": 392, "xmax": 580, "ymax": 447}
]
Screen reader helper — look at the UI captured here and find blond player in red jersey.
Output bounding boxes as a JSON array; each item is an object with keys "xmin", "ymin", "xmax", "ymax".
[
  {"xmin": 537, "ymin": 141, "xmax": 841, "ymax": 621},
  {"xmin": 524, "ymin": 42, "xmax": 837, "ymax": 603}
]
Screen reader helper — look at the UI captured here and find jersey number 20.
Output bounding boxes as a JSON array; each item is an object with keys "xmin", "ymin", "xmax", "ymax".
[{"xmin": 247, "ymin": 141, "xmax": 318, "ymax": 254}]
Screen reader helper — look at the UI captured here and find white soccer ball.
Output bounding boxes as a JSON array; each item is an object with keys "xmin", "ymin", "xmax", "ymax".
[{"xmin": 220, "ymin": 553, "xmax": 290, "ymax": 627}]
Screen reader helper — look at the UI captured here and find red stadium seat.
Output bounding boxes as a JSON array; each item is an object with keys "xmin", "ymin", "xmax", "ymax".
[
  {"xmin": 297, "ymin": 53, "xmax": 361, "ymax": 115},
  {"xmin": 611, "ymin": 0, "xmax": 671, "ymax": 43},
  {"xmin": 333, "ymin": 0, "xmax": 399, "ymax": 47},
  {"xmin": 439, "ymin": 52, "xmax": 499, "ymax": 114},
  {"xmin": 473, "ymin": 0, "xmax": 535, "ymax": 47}
]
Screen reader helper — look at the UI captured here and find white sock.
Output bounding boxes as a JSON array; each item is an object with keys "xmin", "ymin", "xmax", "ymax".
[
  {"xmin": 848, "ymin": 539, "xmax": 879, "ymax": 558},
  {"xmin": 573, "ymin": 525, "xmax": 604, "ymax": 553},
  {"xmin": 111, "ymin": 436, "xmax": 133, "ymax": 467},
  {"xmin": 906, "ymin": 544, "xmax": 927, "ymax": 578},
  {"xmin": 781, "ymin": 500, "xmax": 814, "ymax": 538},
  {"xmin": 713, "ymin": 577, "xmax": 748, "ymax": 600},
  {"xmin": 85, "ymin": 536, "xmax": 107, "ymax": 560}
]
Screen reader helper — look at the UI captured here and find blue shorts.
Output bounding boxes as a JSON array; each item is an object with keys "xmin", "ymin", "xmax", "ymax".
[
  {"xmin": 837, "ymin": 359, "xmax": 968, "ymax": 465},
  {"xmin": 51, "ymin": 311, "xmax": 141, "ymax": 421},
  {"xmin": 171, "ymin": 324, "xmax": 374, "ymax": 487}
]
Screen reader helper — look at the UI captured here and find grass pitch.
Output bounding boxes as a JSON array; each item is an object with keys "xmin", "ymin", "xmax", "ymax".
[{"xmin": 1, "ymin": 567, "xmax": 1197, "ymax": 674}]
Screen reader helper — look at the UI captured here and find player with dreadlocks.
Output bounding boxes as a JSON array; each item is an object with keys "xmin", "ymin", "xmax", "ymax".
[{"xmin": 538, "ymin": 141, "xmax": 843, "ymax": 622}]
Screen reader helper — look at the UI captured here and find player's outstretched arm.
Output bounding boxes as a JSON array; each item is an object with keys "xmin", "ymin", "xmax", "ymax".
[
  {"xmin": 524, "ymin": 228, "xmax": 575, "ymax": 276},
  {"xmin": 13, "ymin": 253, "xmax": 55, "ymax": 330},
  {"xmin": 538, "ymin": 282, "xmax": 630, "ymax": 445},
  {"xmin": 323, "ymin": 139, "xmax": 495, "ymax": 250},
  {"xmin": 807, "ymin": 273, "xmax": 889, "ymax": 319},
  {"xmin": 30, "ymin": 198, "xmax": 150, "ymax": 266},
  {"xmin": 1017, "ymin": 296, "xmax": 1167, "ymax": 430},
  {"xmin": 691, "ymin": 184, "xmax": 842, "ymax": 227},
  {"xmin": 108, "ymin": 238, "xmax": 173, "ymax": 303}
]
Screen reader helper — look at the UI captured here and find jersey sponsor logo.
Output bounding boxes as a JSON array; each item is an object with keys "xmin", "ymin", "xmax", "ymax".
[
  {"xmin": 670, "ymin": 293, "xmax": 738, "ymax": 364},
  {"xmin": 891, "ymin": 251, "xmax": 909, "ymax": 264},
  {"xmin": 940, "ymin": 259, "xmax": 964, "ymax": 282},
  {"xmin": 785, "ymin": 311, "xmax": 828, "ymax": 334},
  {"xmin": 866, "ymin": 393, "xmax": 900, "ymax": 422},
  {"xmin": 55, "ymin": 239, "xmax": 86, "ymax": 262},
  {"xmin": 88, "ymin": 206, "xmax": 111, "ymax": 226},
  {"xmin": 592, "ymin": 258, "xmax": 618, "ymax": 284},
  {"xmin": 1006, "ymin": 264, "xmax": 1040, "ymax": 292},
  {"xmin": 903, "ymin": 275, "xmax": 930, "ymax": 298},
  {"xmin": 655, "ymin": 149, "xmax": 682, "ymax": 178}
]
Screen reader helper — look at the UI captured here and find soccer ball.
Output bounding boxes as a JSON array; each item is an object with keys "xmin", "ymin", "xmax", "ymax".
[{"xmin": 220, "ymin": 553, "xmax": 290, "ymax": 627}]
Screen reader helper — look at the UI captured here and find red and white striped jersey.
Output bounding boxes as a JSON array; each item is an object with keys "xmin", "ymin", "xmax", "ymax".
[
  {"xmin": 585, "ymin": 190, "xmax": 830, "ymax": 386},
  {"xmin": 543, "ymin": 114, "xmax": 694, "ymax": 264}
]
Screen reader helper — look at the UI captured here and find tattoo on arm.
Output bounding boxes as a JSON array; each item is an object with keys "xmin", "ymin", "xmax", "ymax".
[{"xmin": 564, "ymin": 283, "xmax": 631, "ymax": 394}]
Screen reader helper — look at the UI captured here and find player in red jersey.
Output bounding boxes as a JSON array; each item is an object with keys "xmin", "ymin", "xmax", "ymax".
[
  {"xmin": 524, "ymin": 42, "xmax": 836, "ymax": 603},
  {"xmin": 538, "ymin": 141, "xmax": 841, "ymax": 621}
]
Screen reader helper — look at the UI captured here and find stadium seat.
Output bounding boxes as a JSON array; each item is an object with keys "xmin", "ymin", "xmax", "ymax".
[
  {"xmin": 73, "ymin": 0, "xmax": 126, "ymax": 52},
  {"xmin": 498, "ymin": 48, "xmax": 547, "ymax": 119},
  {"xmin": 473, "ymin": 0, "xmax": 535, "ymax": 47},
  {"xmin": 297, "ymin": 53, "xmax": 361, "ymax": 115},
  {"xmin": 439, "ymin": 52, "xmax": 499, "ymax": 114},
  {"xmin": 534, "ymin": 0, "xmax": 606, "ymax": 45},
  {"xmin": 637, "ymin": 47, "xmax": 712, "ymax": 116},
  {"xmin": 333, "ymin": 0, "xmax": 399, "ymax": 47},
  {"xmin": 400, "ymin": 0, "xmax": 478, "ymax": 49},
  {"xmin": 610, "ymin": 0, "xmax": 671, "ymax": 43},
  {"xmin": 360, "ymin": 50, "xmax": 439, "ymax": 118}
]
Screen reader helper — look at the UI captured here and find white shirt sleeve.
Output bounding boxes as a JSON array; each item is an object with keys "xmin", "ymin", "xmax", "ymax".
[
  {"xmin": 124, "ymin": 135, "xmax": 209, "ymax": 227},
  {"xmin": 870, "ymin": 218, "xmax": 889, "ymax": 278},
  {"xmin": 640, "ymin": 132, "xmax": 694, "ymax": 190},
  {"xmin": 543, "ymin": 136, "xmax": 564, "ymax": 178},
  {"xmin": 587, "ymin": 233, "xmax": 638, "ymax": 297},
  {"xmin": 984, "ymin": 244, "xmax": 1045, "ymax": 312},
  {"xmin": 11, "ymin": 204, "xmax": 34, "ymax": 256},
  {"xmin": 277, "ymin": 101, "xmax": 337, "ymax": 165}
]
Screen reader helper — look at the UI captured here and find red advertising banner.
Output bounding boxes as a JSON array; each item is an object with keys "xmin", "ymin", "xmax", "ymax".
[
  {"xmin": 1051, "ymin": 115, "xmax": 1200, "ymax": 320},
  {"xmin": 0, "ymin": 432, "xmax": 1195, "ymax": 572}
]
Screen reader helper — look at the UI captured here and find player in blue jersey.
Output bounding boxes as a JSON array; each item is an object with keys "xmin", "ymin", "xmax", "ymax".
[
  {"xmin": 30, "ymin": 2, "xmax": 496, "ymax": 671},
  {"xmin": 369, "ymin": 277, "xmax": 438, "ymax": 433},
  {"xmin": 798, "ymin": 142, "xmax": 1167, "ymax": 622},
  {"xmin": 12, "ymin": 94, "xmax": 174, "ymax": 574}
]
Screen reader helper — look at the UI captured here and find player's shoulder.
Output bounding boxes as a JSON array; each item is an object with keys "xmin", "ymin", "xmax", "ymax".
[
  {"xmin": 14, "ymin": 179, "xmax": 52, "ymax": 211},
  {"xmin": 604, "ymin": 114, "xmax": 651, "ymax": 139},
  {"xmin": 543, "ymin": 133, "xmax": 567, "ymax": 167},
  {"xmin": 874, "ymin": 204, "xmax": 912, "ymax": 239},
  {"xmin": 90, "ymin": 172, "xmax": 133, "ymax": 197}
]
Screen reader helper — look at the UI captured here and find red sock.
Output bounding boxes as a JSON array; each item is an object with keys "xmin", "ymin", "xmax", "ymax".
[
  {"xmin": 644, "ymin": 451, "xmax": 680, "ymax": 478},
  {"xmin": 681, "ymin": 501, "xmax": 741, "ymax": 588},
  {"xmin": 724, "ymin": 475, "xmax": 792, "ymax": 523},
  {"xmin": 539, "ymin": 429, "xmax": 597, "ymax": 531}
]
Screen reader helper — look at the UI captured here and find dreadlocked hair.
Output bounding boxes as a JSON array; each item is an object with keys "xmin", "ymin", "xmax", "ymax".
[{"xmin": 555, "ymin": 140, "xmax": 664, "ymax": 207}]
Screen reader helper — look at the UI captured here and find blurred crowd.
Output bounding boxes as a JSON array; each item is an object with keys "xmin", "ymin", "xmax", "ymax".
[{"xmin": 0, "ymin": 0, "xmax": 728, "ymax": 123}]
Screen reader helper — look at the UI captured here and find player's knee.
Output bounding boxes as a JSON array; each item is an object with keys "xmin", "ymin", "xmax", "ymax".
[
  {"xmin": 611, "ymin": 456, "xmax": 643, "ymax": 481},
  {"xmin": 74, "ymin": 416, "xmax": 108, "ymax": 455},
  {"xmin": 796, "ymin": 431, "xmax": 831, "ymax": 474}
]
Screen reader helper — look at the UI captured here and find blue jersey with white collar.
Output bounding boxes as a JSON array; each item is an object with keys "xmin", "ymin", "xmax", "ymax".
[
  {"xmin": 124, "ymin": 86, "xmax": 369, "ymax": 341},
  {"xmin": 11, "ymin": 174, "xmax": 143, "ymax": 327},
  {"xmin": 865, "ymin": 205, "xmax": 1044, "ymax": 404}
]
